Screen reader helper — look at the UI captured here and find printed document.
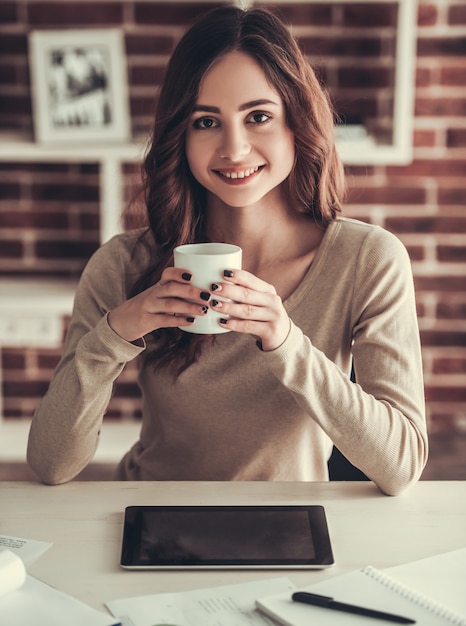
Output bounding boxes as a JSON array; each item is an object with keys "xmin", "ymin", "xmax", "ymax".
[
  {"xmin": 0, "ymin": 534, "xmax": 52, "ymax": 564},
  {"xmin": 107, "ymin": 577, "xmax": 296, "ymax": 626}
]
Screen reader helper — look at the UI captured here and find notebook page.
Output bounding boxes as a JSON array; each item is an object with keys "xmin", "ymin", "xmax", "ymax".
[
  {"xmin": 256, "ymin": 567, "xmax": 466, "ymax": 626},
  {"xmin": 384, "ymin": 547, "xmax": 466, "ymax": 617}
]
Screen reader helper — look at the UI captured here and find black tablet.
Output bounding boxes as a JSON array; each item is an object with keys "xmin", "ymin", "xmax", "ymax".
[{"xmin": 120, "ymin": 505, "xmax": 334, "ymax": 570}]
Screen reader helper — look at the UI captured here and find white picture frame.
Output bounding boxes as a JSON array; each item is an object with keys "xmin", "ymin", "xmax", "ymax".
[{"xmin": 29, "ymin": 29, "xmax": 130, "ymax": 144}]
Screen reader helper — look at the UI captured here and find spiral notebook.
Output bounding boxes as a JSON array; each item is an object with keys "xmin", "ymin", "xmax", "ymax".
[{"xmin": 256, "ymin": 558, "xmax": 466, "ymax": 626}]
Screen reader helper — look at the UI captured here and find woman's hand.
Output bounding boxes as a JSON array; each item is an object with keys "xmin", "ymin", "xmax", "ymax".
[
  {"xmin": 107, "ymin": 268, "xmax": 210, "ymax": 342},
  {"xmin": 209, "ymin": 269, "xmax": 291, "ymax": 351}
]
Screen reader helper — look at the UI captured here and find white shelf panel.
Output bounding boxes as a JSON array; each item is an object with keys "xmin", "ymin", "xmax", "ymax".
[
  {"xmin": 0, "ymin": 132, "xmax": 145, "ymax": 163},
  {"xmin": 337, "ymin": 141, "xmax": 413, "ymax": 165},
  {"xmin": 0, "ymin": 278, "xmax": 77, "ymax": 348},
  {"xmin": 0, "ymin": 418, "xmax": 140, "ymax": 462},
  {"xmin": 0, "ymin": 278, "xmax": 77, "ymax": 314}
]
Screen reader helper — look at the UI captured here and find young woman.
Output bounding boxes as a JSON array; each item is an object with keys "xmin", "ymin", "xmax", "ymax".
[{"xmin": 27, "ymin": 6, "xmax": 427, "ymax": 495}]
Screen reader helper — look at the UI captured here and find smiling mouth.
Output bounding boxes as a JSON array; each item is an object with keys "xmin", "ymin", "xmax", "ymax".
[{"xmin": 215, "ymin": 165, "xmax": 264, "ymax": 180}]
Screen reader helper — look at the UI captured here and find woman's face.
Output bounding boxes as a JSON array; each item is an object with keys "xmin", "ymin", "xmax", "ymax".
[{"xmin": 185, "ymin": 51, "xmax": 295, "ymax": 209}]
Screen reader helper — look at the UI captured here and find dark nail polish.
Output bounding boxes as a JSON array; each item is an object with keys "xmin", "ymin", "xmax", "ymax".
[
  {"xmin": 201, "ymin": 306, "xmax": 208, "ymax": 314},
  {"xmin": 211, "ymin": 283, "xmax": 219, "ymax": 291},
  {"xmin": 186, "ymin": 317, "xmax": 195, "ymax": 323},
  {"xmin": 181, "ymin": 272, "xmax": 192, "ymax": 281},
  {"xmin": 200, "ymin": 291, "xmax": 211, "ymax": 301},
  {"xmin": 220, "ymin": 318, "xmax": 228, "ymax": 324},
  {"xmin": 223, "ymin": 270, "xmax": 234, "ymax": 278},
  {"xmin": 212, "ymin": 300, "xmax": 219, "ymax": 307}
]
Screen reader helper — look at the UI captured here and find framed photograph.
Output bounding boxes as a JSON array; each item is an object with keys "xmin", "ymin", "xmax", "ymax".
[{"xmin": 29, "ymin": 29, "xmax": 130, "ymax": 144}]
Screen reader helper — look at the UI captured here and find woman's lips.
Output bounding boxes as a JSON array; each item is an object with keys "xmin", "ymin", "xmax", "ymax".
[{"xmin": 214, "ymin": 165, "xmax": 264, "ymax": 184}]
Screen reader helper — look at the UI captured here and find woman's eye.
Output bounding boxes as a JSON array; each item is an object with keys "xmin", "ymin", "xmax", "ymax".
[
  {"xmin": 248, "ymin": 112, "xmax": 271, "ymax": 124},
  {"xmin": 193, "ymin": 117, "xmax": 218, "ymax": 130}
]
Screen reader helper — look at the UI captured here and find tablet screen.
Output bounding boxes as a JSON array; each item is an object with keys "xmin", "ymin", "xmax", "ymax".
[{"xmin": 120, "ymin": 505, "xmax": 334, "ymax": 569}]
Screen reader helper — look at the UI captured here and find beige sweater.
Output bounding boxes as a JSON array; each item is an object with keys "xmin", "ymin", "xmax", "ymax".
[{"xmin": 27, "ymin": 218, "xmax": 427, "ymax": 495}]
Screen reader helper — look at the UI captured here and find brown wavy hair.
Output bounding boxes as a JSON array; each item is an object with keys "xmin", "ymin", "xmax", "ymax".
[{"xmin": 132, "ymin": 5, "xmax": 345, "ymax": 375}]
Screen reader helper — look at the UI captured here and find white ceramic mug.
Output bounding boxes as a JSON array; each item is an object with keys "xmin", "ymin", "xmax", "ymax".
[{"xmin": 173, "ymin": 242, "xmax": 242, "ymax": 334}]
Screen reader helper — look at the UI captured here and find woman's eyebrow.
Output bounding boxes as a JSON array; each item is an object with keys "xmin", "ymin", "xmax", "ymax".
[{"xmin": 192, "ymin": 99, "xmax": 279, "ymax": 114}]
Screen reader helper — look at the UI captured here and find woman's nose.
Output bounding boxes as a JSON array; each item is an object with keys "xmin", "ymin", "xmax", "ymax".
[{"xmin": 218, "ymin": 124, "xmax": 251, "ymax": 161}]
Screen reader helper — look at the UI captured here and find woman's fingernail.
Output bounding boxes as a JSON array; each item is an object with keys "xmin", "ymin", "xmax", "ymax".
[
  {"xmin": 181, "ymin": 272, "xmax": 192, "ymax": 281},
  {"xmin": 219, "ymin": 318, "xmax": 228, "ymax": 324},
  {"xmin": 200, "ymin": 291, "xmax": 211, "ymax": 301},
  {"xmin": 223, "ymin": 270, "xmax": 234, "ymax": 278},
  {"xmin": 186, "ymin": 316, "xmax": 195, "ymax": 323},
  {"xmin": 201, "ymin": 306, "xmax": 208, "ymax": 314},
  {"xmin": 211, "ymin": 283, "xmax": 220, "ymax": 291},
  {"xmin": 211, "ymin": 299, "xmax": 220, "ymax": 308}
]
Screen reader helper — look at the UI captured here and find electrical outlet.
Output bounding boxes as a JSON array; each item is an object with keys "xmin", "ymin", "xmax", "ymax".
[{"xmin": 0, "ymin": 315, "xmax": 63, "ymax": 348}]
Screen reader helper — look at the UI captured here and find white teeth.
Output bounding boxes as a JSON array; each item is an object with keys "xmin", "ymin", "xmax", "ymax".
[{"xmin": 220, "ymin": 166, "xmax": 260, "ymax": 179}]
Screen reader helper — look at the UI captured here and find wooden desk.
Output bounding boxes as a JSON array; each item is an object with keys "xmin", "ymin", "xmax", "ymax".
[{"xmin": 1, "ymin": 481, "xmax": 465, "ymax": 614}]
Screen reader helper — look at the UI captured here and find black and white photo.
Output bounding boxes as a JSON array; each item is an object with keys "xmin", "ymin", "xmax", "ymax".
[{"xmin": 29, "ymin": 29, "xmax": 130, "ymax": 144}]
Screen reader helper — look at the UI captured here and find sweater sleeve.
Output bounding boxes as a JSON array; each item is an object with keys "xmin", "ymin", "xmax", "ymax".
[
  {"xmin": 27, "ymin": 240, "xmax": 145, "ymax": 485},
  {"xmin": 261, "ymin": 228, "xmax": 428, "ymax": 496}
]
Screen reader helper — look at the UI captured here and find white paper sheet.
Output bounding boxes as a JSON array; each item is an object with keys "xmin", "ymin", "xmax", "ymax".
[
  {"xmin": 0, "ymin": 574, "xmax": 120, "ymax": 626},
  {"xmin": 0, "ymin": 534, "xmax": 52, "ymax": 598},
  {"xmin": 106, "ymin": 577, "xmax": 296, "ymax": 626},
  {"xmin": 0, "ymin": 535, "xmax": 119, "ymax": 626},
  {"xmin": 0, "ymin": 534, "xmax": 52, "ymax": 565}
]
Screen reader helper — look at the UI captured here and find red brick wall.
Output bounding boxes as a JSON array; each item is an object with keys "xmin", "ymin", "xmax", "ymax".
[
  {"xmin": 342, "ymin": 0, "xmax": 466, "ymax": 436},
  {"xmin": 1, "ymin": 1, "xmax": 465, "ymax": 433}
]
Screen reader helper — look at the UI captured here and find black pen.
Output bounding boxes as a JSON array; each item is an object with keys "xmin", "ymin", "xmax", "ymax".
[{"xmin": 292, "ymin": 591, "xmax": 416, "ymax": 624}]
